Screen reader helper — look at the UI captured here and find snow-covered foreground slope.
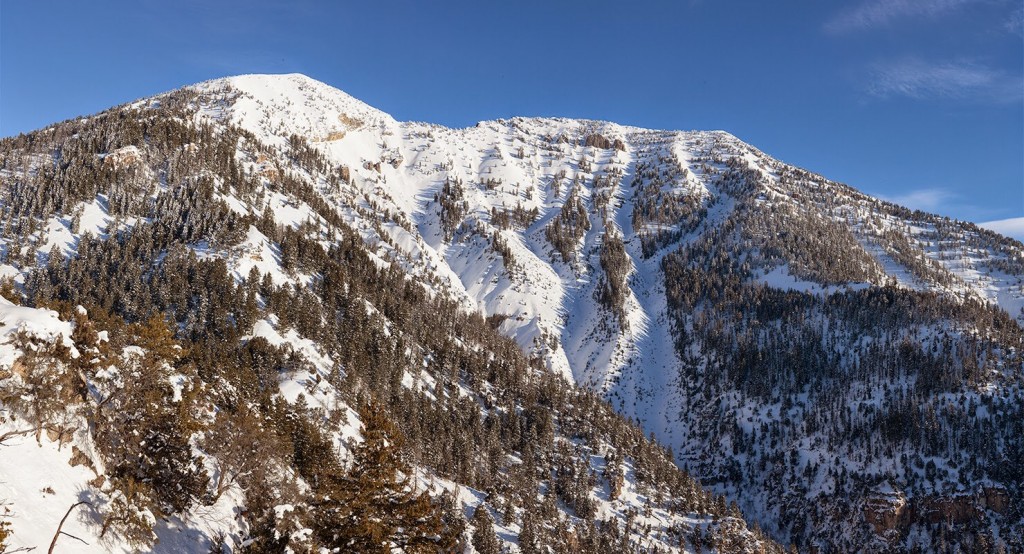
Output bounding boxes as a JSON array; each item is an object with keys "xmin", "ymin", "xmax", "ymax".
[
  {"xmin": 1, "ymin": 299, "xmax": 751, "ymax": 553},
  {"xmin": 0, "ymin": 73, "xmax": 1020, "ymax": 552}
]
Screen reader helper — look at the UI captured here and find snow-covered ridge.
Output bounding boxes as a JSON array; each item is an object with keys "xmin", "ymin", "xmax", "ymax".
[
  {"xmin": 14, "ymin": 70, "xmax": 1024, "ymax": 433},
  {"xmin": 112, "ymin": 72, "xmax": 1019, "ymax": 396},
  {"xmin": 173, "ymin": 75, "xmax": 753, "ymax": 381}
]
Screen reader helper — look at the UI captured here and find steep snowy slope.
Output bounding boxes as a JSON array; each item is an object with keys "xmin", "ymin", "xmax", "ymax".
[{"xmin": 187, "ymin": 73, "xmax": 1023, "ymax": 385}]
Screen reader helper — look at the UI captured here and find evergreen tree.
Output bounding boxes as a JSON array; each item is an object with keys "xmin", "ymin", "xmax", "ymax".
[
  {"xmin": 519, "ymin": 506, "xmax": 541, "ymax": 554},
  {"xmin": 313, "ymin": 402, "xmax": 445, "ymax": 553},
  {"xmin": 471, "ymin": 503, "xmax": 501, "ymax": 554}
]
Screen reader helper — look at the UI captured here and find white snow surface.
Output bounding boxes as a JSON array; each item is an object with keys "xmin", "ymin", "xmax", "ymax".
[{"xmin": 0, "ymin": 296, "xmax": 76, "ymax": 368}]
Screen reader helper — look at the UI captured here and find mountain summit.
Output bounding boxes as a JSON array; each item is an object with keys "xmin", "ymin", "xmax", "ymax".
[{"xmin": 0, "ymin": 73, "xmax": 1021, "ymax": 552}]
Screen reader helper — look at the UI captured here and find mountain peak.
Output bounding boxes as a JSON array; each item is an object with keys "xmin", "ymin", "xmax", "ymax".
[{"xmin": 186, "ymin": 72, "xmax": 395, "ymax": 145}]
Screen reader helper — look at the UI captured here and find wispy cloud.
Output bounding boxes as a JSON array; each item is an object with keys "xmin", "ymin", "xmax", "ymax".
[
  {"xmin": 825, "ymin": 0, "xmax": 979, "ymax": 32},
  {"xmin": 879, "ymin": 187, "xmax": 959, "ymax": 212},
  {"xmin": 979, "ymin": 217, "xmax": 1024, "ymax": 241},
  {"xmin": 877, "ymin": 187, "xmax": 1006, "ymax": 220},
  {"xmin": 866, "ymin": 58, "xmax": 1023, "ymax": 103},
  {"xmin": 1006, "ymin": 5, "xmax": 1024, "ymax": 35}
]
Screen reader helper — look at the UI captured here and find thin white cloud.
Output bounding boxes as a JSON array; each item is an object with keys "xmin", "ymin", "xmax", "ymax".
[
  {"xmin": 1006, "ymin": 5, "xmax": 1024, "ymax": 35},
  {"xmin": 979, "ymin": 217, "xmax": 1024, "ymax": 241},
  {"xmin": 877, "ymin": 188, "xmax": 1006, "ymax": 220},
  {"xmin": 879, "ymin": 188, "xmax": 959, "ymax": 212},
  {"xmin": 825, "ymin": 0, "xmax": 978, "ymax": 32},
  {"xmin": 867, "ymin": 58, "xmax": 1023, "ymax": 103}
]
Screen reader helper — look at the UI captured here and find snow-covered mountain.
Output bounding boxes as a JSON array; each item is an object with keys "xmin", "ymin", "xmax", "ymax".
[
  {"xmin": 0, "ymin": 73, "xmax": 780, "ymax": 554},
  {"xmin": 1, "ymin": 73, "xmax": 1021, "ymax": 552}
]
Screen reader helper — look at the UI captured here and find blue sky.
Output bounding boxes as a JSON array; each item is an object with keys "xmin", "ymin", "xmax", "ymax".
[{"xmin": 2, "ymin": 0, "xmax": 1021, "ymax": 223}]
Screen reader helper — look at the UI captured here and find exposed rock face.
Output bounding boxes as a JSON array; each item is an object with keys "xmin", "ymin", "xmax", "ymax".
[
  {"xmin": 916, "ymin": 494, "xmax": 981, "ymax": 525},
  {"xmin": 982, "ymin": 487, "xmax": 1010, "ymax": 514},
  {"xmin": 255, "ymin": 153, "xmax": 280, "ymax": 181},
  {"xmin": 863, "ymin": 485, "xmax": 1011, "ymax": 538},
  {"xmin": 337, "ymin": 112, "xmax": 364, "ymax": 129},
  {"xmin": 101, "ymin": 145, "xmax": 141, "ymax": 168},
  {"xmin": 863, "ymin": 489, "xmax": 910, "ymax": 536},
  {"xmin": 583, "ymin": 132, "xmax": 612, "ymax": 149}
]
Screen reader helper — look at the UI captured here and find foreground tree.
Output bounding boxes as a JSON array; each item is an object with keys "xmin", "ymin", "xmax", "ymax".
[
  {"xmin": 312, "ymin": 402, "xmax": 445, "ymax": 553},
  {"xmin": 93, "ymin": 315, "xmax": 207, "ymax": 547},
  {"xmin": 0, "ymin": 331, "xmax": 77, "ymax": 444}
]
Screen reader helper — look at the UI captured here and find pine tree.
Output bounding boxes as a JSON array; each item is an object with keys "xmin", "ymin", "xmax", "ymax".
[
  {"xmin": 313, "ymin": 402, "xmax": 445, "ymax": 553},
  {"xmin": 201, "ymin": 408, "xmax": 280, "ymax": 502},
  {"xmin": 437, "ymin": 491, "xmax": 467, "ymax": 552},
  {"xmin": 93, "ymin": 314, "xmax": 207, "ymax": 524},
  {"xmin": 471, "ymin": 503, "xmax": 501, "ymax": 554},
  {"xmin": 0, "ymin": 331, "xmax": 76, "ymax": 444},
  {"xmin": 519, "ymin": 506, "xmax": 541, "ymax": 554},
  {"xmin": 100, "ymin": 476, "xmax": 160, "ymax": 548}
]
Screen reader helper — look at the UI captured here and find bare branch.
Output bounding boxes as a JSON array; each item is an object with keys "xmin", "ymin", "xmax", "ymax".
[
  {"xmin": 48, "ymin": 501, "xmax": 92, "ymax": 554},
  {"xmin": 0, "ymin": 428, "xmax": 39, "ymax": 445}
]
